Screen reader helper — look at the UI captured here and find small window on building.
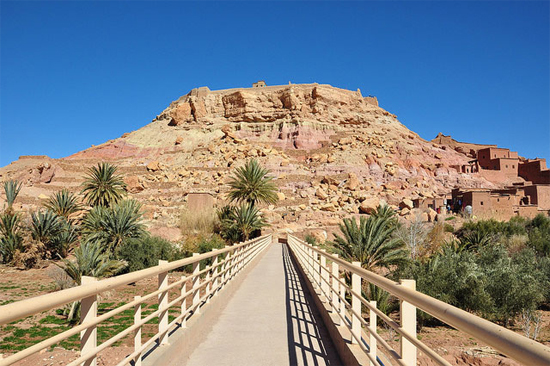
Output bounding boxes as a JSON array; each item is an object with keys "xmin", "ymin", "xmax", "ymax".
[
  {"xmin": 494, "ymin": 154, "xmax": 497, "ymax": 158},
  {"xmin": 512, "ymin": 165, "xmax": 515, "ymax": 168},
  {"xmin": 506, "ymin": 165, "xmax": 508, "ymax": 168},
  {"xmin": 497, "ymin": 198, "xmax": 500, "ymax": 202},
  {"xmin": 480, "ymin": 201, "xmax": 484, "ymax": 205},
  {"xmin": 482, "ymin": 155, "xmax": 485, "ymax": 159}
]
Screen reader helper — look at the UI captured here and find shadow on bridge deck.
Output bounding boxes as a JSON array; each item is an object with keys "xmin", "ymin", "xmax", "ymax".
[
  {"xmin": 282, "ymin": 243, "xmax": 342, "ymax": 366},
  {"xmin": 153, "ymin": 242, "xmax": 341, "ymax": 366}
]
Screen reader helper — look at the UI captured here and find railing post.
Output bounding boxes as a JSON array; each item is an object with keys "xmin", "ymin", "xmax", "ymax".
[
  {"xmin": 351, "ymin": 262, "xmax": 362, "ymax": 345},
  {"xmin": 212, "ymin": 249, "xmax": 219, "ymax": 297},
  {"xmin": 205, "ymin": 257, "xmax": 212, "ymax": 304},
  {"xmin": 331, "ymin": 254, "xmax": 340, "ymax": 318},
  {"xmin": 192, "ymin": 253, "xmax": 201, "ymax": 314},
  {"xmin": 369, "ymin": 300, "xmax": 377, "ymax": 366},
  {"xmin": 158, "ymin": 260, "xmax": 169, "ymax": 345},
  {"xmin": 134, "ymin": 296, "xmax": 142, "ymax": 366},
  {"xmin": 180, "ymin": 276, "xmax": 187, "ymax": 327},
  {"xmin": 320, "ymin": 250, "xmax": 329, "ymax": 298},
  {"xmin": 307, "ymin": 246, "xmax": 313, "ymax": 279},
  {"xmin": 225, "ymin": 246, "xmax": 232, "ymax": 285},
  {"xmin": 80, "ymin": 276, "xmax": 98, "ymax": 366},
  {"xmin": 400, "ymin": 279, "xmax": 417, "ymax": 366},
  {"xmin": 314, "ymin": 249, "xmax": 321, "ymax": 288},
  {"xmin": 340, "ymin": 269, "xmax": 346, "ymax": 318}
]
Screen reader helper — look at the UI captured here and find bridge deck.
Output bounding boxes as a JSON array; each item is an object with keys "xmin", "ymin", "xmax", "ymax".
[{"xmin": 169, "ymin": 242, "xmax": 341, "ymax": 366}]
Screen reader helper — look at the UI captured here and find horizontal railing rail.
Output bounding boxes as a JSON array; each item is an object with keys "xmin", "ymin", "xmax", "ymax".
[
  {"xmin": 287, "ymin": 234, "xmax": 550, "ymax": 366},
  {"xmin": 0, "ymin": 234, "xmax": 272, "ymax": 366}
]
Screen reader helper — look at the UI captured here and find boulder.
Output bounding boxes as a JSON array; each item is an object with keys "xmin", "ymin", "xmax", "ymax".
[
  {"xmin": 309, "ymin": 230, "xmax": 328, "ymax": 243},
  {"xmin": 427, "ymin": 208, "xmax": 438, "ymax": 222},
  {"xmin": 277, "ymin": 192, "xmax": 286, "ymax": 201},
  {"xmin": 320, "ymin": 203, "xmax": 337, "ymax": 212},
  {"xmin": 400, "ymin": 199, "xmax": 414, "ymax": 210},
  {"xmin": 147, "ymin": 161, "xmax": 160, "ymax": 172},
  {"xmin": 175, "ymin": 136, "xmax": 184, "ymax": 145},
  {"xmin": 345, "ymin": 173, "xmax": 360, "ymax": 191},
  {"xmin": 124, "ymin": 176, "xmax": 144, "ymax": 193},
  {"xmin": 316, "ymin": 188, "xmax": 329, "ymax": 200},
  {"xmin": 359, "ymin": 197, "xmax": 380, "ymax": 214}
]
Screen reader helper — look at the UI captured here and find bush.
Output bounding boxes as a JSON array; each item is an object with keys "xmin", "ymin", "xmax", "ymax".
[
  {"xmin": 304, "ymin": 234, "xmax": 318, "ymax": 245},
  {"xmin": 526, "ymin": 214, "xmax": 550, "ymax": 255},
  {"xmin": 116, "ymin": 235, "xmax": 183, "ymax": 273},
  {"xmin": 399, "ymin": 244, "xmax": 548, "ymax": 327}
]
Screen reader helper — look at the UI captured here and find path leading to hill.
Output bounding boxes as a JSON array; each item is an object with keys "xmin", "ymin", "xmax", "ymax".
[{"xmin": 173, "ymin": 242, "xmax": 341, "ymax": 366}]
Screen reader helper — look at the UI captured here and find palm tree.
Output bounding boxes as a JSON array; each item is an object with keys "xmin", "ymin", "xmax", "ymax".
[
  {"xmin": 371, "ymin": 204, "xmax": 397, "ymax": 226},
  {"xmin": 81, "ymin": 163, "xmax": 126, "ymax": 207},
  {"xmin": 218, "ymin": 203, "xmax": 266, "ymax": 242},
  {"xmin": 30, "ymin": 210, "xmax": 62, "ymax": 245},
  {"xmin": 0, "ymin": 212, "xmax": 23, "ymax": 263},
  {"xmin": 3, "ymin": 180, "xmax": 22, "ymax": 215},
  {"xmin": 82, "ymin": 199, "xmax": 146, "ymax": 253},
  {"xmin": 227, "ymin": 159, "xmax": 278, "ymax": 206},
  {"xmin": 332, "ymin": 216, "xmax": 408, "ymax": 272},
  {"xmin": 57, "ymin": 241, "xmax": 126, "ymax": 322},
  {"xmin": 44, "ymin": 189, "xmax": 82, "ymax": 221},
  {"xmin": 59, "ymin": 241, "xmax": 126, "ymax": 286}
]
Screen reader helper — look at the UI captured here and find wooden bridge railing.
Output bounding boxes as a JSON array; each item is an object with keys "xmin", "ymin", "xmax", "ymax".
[
  {"xmin": 287, "ymin": 234, "xmax": 550, "ymax": 366},
  {"xmin": 0, "ymin": 234, "xmax": 272, "ymax": 366}
]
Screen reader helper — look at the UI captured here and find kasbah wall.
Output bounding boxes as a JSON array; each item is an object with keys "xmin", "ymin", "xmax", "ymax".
[{"xmin": 451, "ymin": 146, "xmax": 550, "ymax": 221}]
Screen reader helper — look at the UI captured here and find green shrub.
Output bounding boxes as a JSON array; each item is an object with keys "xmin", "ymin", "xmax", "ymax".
[
  {"xmin": 116, "ymin": 235, "xmax": 182, "ymax": 273},
  {"xmin": 443, "ymin": 223, "xmax": 454, "ymax": 233},
  {"xmin": 526, "ymin": 214, "xmax": 550, "ymax": 255},
  {"xmin": 399, "ymin": 244, "xmax": 548, "ymax": 327},
  {"xmin": 304, "ymin": 234, "xmax": 318, "ymax": 245}
]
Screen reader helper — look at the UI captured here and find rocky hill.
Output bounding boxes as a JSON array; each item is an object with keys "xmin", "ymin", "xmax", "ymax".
[{"xmin": 0, "ymin": 83, "xmax": 502, "ymax": 240}]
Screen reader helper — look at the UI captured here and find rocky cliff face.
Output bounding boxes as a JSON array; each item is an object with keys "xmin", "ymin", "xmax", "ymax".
[{"xmin": 0, "ymin": 83, "xmax": 501, "ymax": 239}]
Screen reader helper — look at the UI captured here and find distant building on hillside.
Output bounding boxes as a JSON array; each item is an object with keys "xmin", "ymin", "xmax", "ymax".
[
  {"xmin": 252, "ymin": 80, "xmax": 266, "ymax": 88},
  {"xmin": 457, "ymin": 146, "xmax": 550, "ymax": 185},
  {"xmin": 451, "ymin": 183, "xmax": 550, "ymax": 220}
]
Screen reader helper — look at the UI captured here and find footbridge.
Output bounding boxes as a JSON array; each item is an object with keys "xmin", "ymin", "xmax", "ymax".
[{"xmin": 1, "ymin": 234, "xmax": 549, "ymax": 366}]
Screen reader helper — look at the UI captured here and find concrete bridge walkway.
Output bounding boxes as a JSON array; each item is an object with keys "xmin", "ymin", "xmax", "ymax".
[{"xmin": 162, "ymin": 242, "xmax": 341, "ymax": 366}]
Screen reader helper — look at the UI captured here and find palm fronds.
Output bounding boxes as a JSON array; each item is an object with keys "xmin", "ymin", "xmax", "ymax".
[
  {"xmin": 218, "ymin": 203, "xmax": 266, "ymax": 242},
  {"xmin": 332, "ymin": 216, "xmax": 408, "ymax": 271},
  {"xmin": 30, "ymin": 210, "xmax": 62, "ymax": 244},
  {"xmin": 3, "ymin": 180, "xmax": 22, "ymax": 214},
  {"xmin": 81, "ymin": 199, "xmax": 146, "ymax": 253},
  {"xmin": 227, "ymin": 159, "xmax": 278, "ymax": 206},
  {"xmin": 58, "ymin": 241, "xmax": 126, "ymax": 286},
  {"xmin": 81, "ymin": 162, "xmax": 126, "ymax": 207},
  {"xmin": 44, "ymin": 189, "xmax": 82, "ymax": 220},
  {"xmin": 0, "ymin": 212, "xmax": 23, "ymax": 263}
]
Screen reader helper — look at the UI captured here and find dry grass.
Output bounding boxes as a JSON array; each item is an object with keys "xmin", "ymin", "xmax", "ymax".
[{"xmin": 179, "ymin": 207, "xmax": 217, "ymax": 237}]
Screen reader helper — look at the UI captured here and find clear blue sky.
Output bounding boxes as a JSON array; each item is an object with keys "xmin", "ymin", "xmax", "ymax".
[{"xmin": 1, "ymin": 1, "xmax": 549, "ymax": 167}]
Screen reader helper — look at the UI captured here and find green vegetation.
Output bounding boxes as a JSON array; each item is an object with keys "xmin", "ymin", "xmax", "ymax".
[
  {"xmin": 326, "ymin": 208, "xmax": 550, "ymax": 332},
  {"xmin": 394, "ymin": 214, "xmax": 550, "ymax": 329},
  {"xmin": 117, "ymin": 235, "xmax": 183, "ymax": 272},
  {"xmin": 81, "ymin": 162, "xmax": 127, "ymax": 207},
  {"xmin": 44, "ymin": 189, "xmax": 82, "ymax": 220},
  {"xmin": 58, "ymin": 241, "xmax": 126, "ymax": 286},
  {"xmin": 226, "ymin": 159, "xmax": 278, "ymax": 206},
  {"xmin": 0, "ymin": 212, "xmax": 23, "ymax": 263},
  {"xmin": 217, "ymin": 202, "xmax": 266, "ymax": 242},
  {"xmin": 214, "ymin": 159, "xmax": 276, "ymax": 244},
  {"xmin": 3, "ymin": 180, "xmax": 22, "ymax": 215},
  {"xmin": 331, "ymin": 215, "xmax": 408, "ymax": 272},
  {"xmin": 81, "ymin": 199, "xmax": 146, "ymax": 253}
]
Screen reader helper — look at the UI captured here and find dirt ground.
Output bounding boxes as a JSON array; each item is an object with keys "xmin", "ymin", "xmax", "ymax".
[{"xmin": 0, "ymin": 262, "xmax": 548, "ymax": 366}]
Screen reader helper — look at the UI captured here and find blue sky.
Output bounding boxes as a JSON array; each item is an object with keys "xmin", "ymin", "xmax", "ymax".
[{"xmin": 1, "ymin": 1, "xmax": 548, "ymax": 167}]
